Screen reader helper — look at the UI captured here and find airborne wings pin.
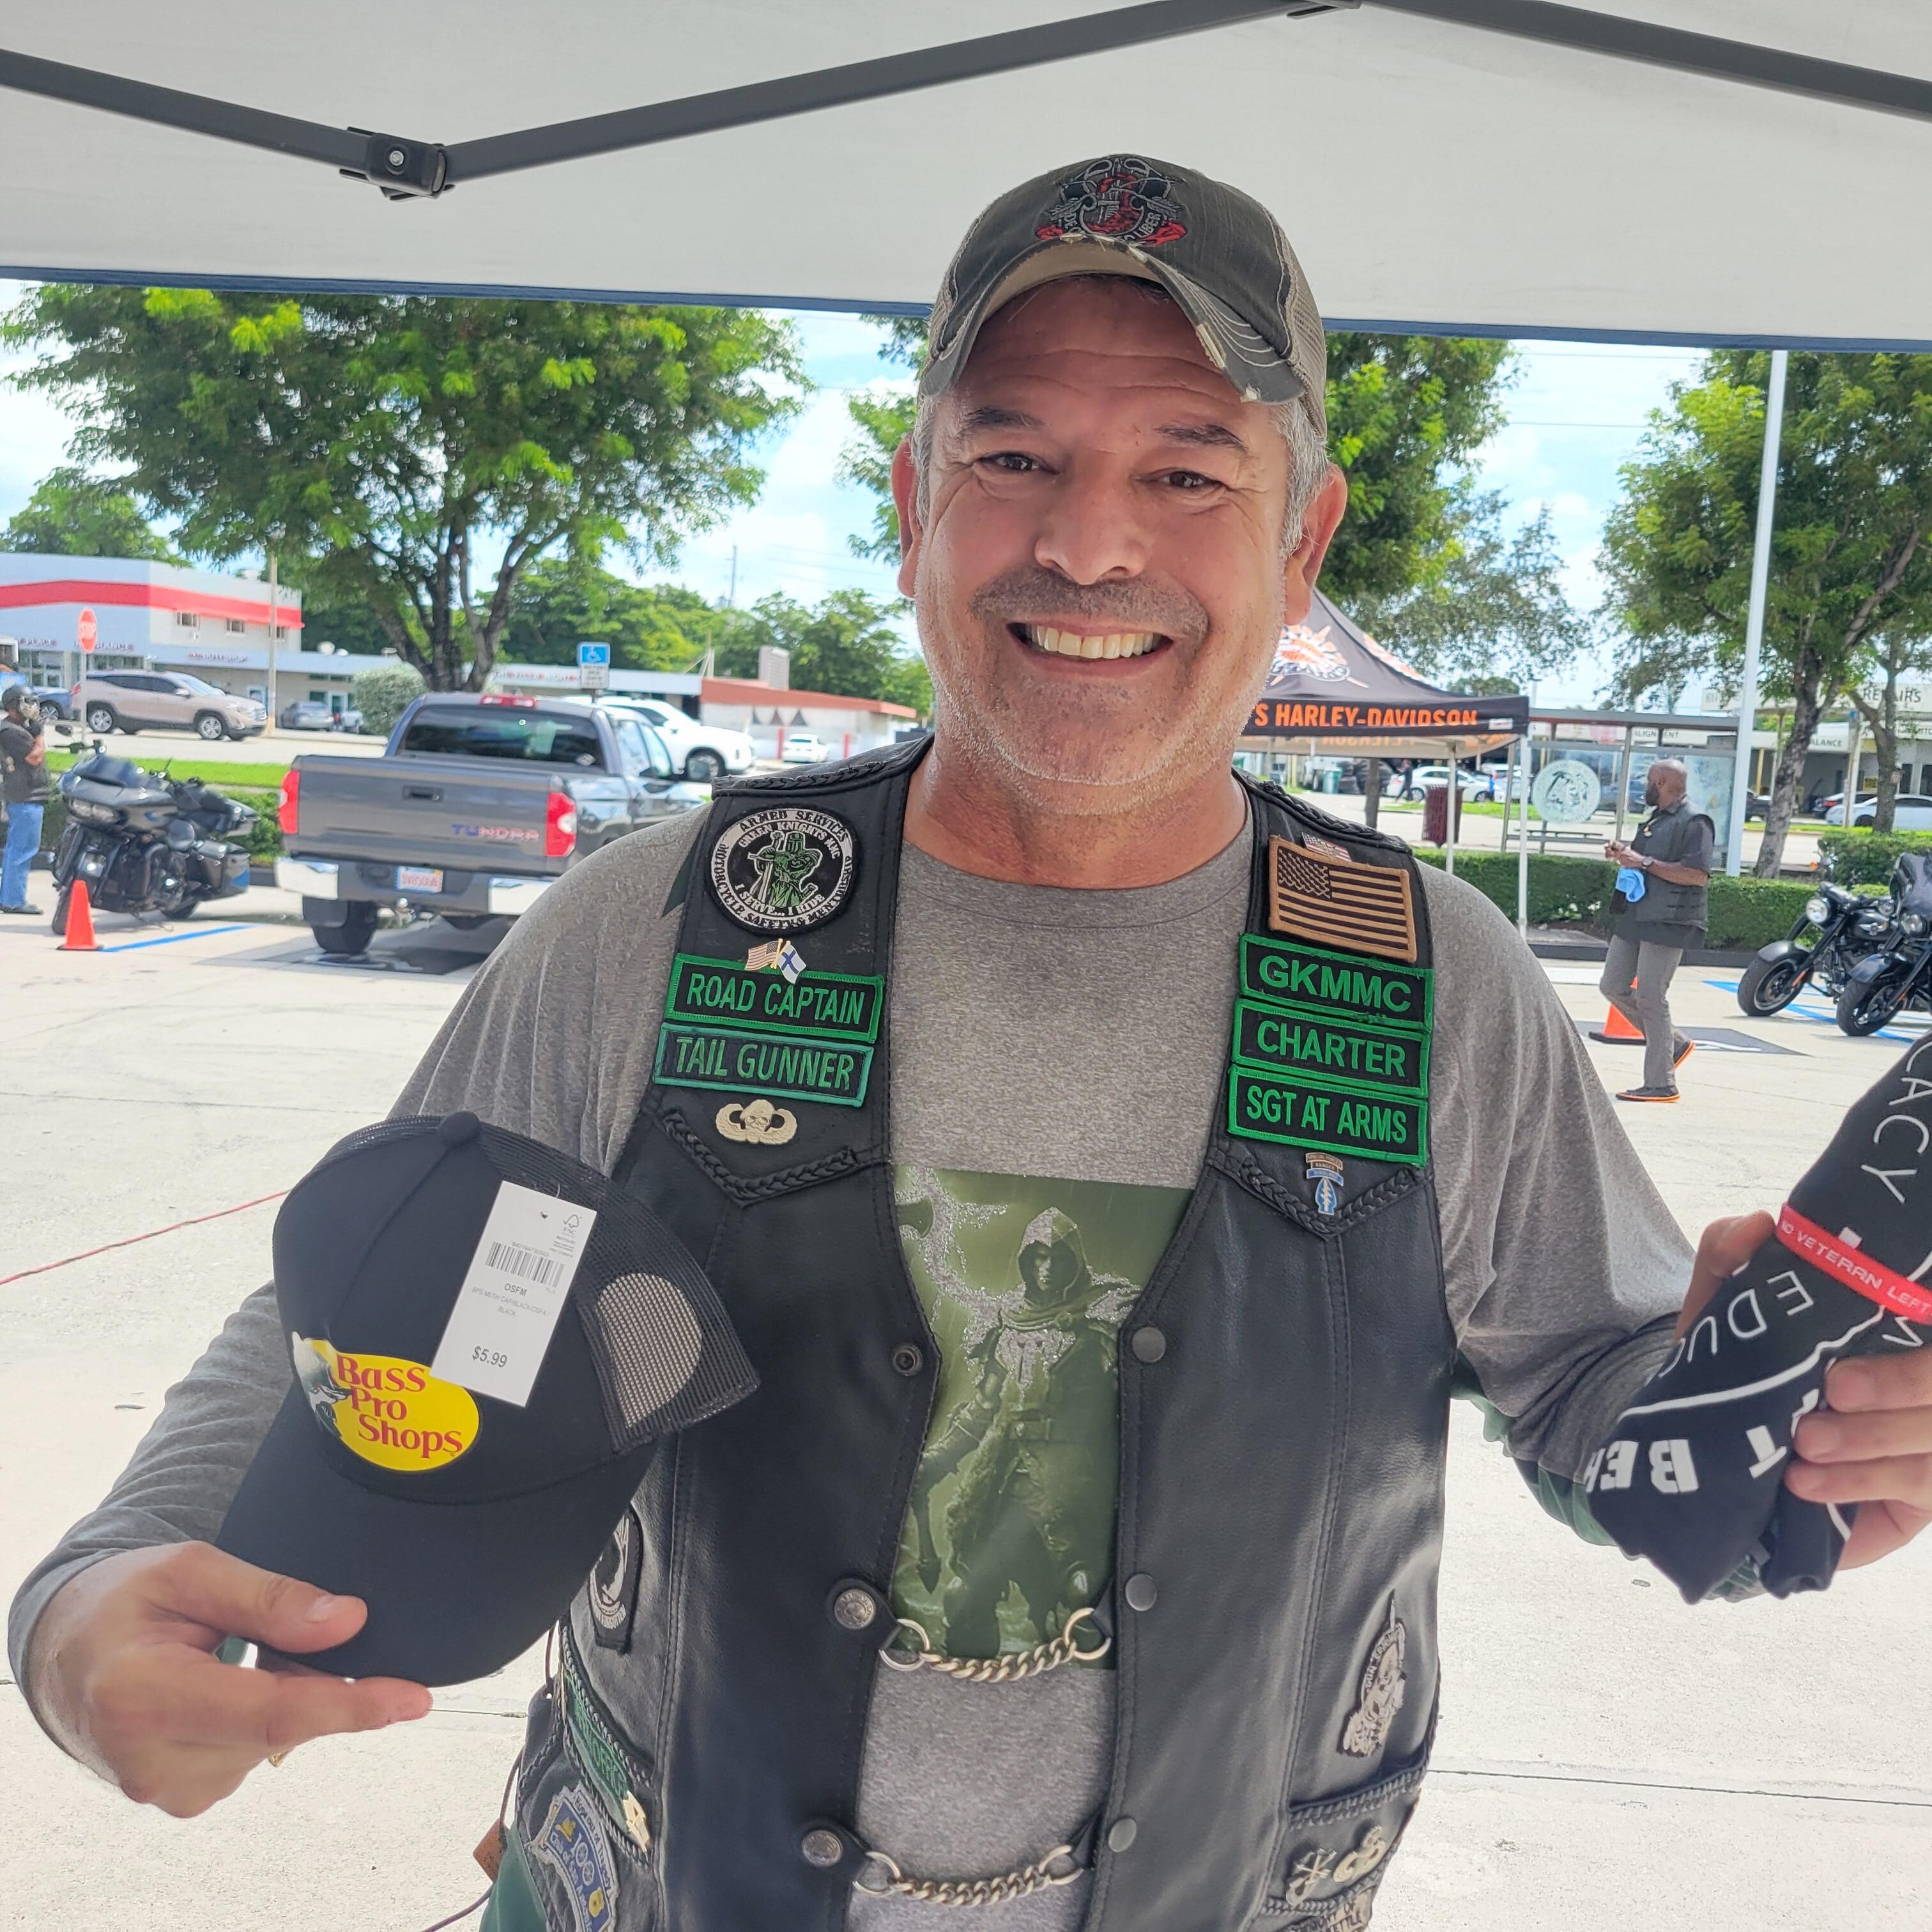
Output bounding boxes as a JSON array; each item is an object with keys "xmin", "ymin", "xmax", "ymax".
[{"xmin": 1268, "ymin": 836, "xmax": 1417, "ymax": 966}]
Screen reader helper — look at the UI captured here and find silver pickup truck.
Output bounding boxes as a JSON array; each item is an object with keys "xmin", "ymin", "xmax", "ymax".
[{"xmin": 274, "ymin": 692, "xmax": 710, "ymax": 954}]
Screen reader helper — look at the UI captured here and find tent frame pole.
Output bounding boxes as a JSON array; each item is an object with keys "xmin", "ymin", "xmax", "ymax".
[
  {"xmin": 4, "ymin": 0, "xmax": 1932, "ymax": 197},
  {"xmin": 1726, "ymin": 347, "xmax": 1788, "ymax": 877},
  {"xmin": 1517, "ymin": 728, "xmax": 1532, "ymax": 937}
]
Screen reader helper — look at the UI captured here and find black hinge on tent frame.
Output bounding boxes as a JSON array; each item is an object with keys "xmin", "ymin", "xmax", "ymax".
[{"xmin": 0, "ymin": 0, "xmax": 1927, "ymax": 205}]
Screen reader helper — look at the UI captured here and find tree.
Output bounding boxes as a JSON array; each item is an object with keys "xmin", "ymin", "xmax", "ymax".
[
  {"xmin": 3, "ymin": 288, "xmax": 802, "ymax": 691},
  {"xmin": 1846, "ymin": 628, "xmax": 1932, "ymax": 830},
  {"xmin": 352, "ymin": 663, "xmax": 425, "ymax": 737},
  {"xmin": 497, "ymin": 559, "xmax": 763, "ymax": 672},
  {"xmin": 725, "ymin": 589, "xmax": 931, "ymax": 716},
  {"xmin": 1, "ymin": 465, "xmax": 176, "ymax": 560},
  {"xmin": 1600, "ymin": 351, "xmax": 1932, "ymax": 870},
  {"xmin": 1351, "ymin": 488, "xmax": 1590, "ymax": 688}
]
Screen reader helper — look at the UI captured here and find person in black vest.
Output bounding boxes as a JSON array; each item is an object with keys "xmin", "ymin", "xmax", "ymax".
[
  {"xmin": 12, "ymin": 160, "xmax": 1932, "ymax": 1932},
  {"xmin": 1600, "ymin": 759, "xmax": 1715, "ymax": 1103},
  {"xmin": 1, "ymin": 682, "xmax": 52, "ymax": 917}
]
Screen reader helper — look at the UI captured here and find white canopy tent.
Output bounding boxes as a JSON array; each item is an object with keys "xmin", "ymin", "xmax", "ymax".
[{"xmin": 2, "ymin": 1, "xmax": 1930, "ymax": 347}]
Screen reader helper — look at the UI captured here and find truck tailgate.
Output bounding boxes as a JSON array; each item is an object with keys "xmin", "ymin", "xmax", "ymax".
[{"xmin": 285, "ymin": 755, "xmax": 561, "ymax": 875}]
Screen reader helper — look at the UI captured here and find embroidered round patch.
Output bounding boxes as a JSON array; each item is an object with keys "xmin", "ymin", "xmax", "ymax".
[{"xmin": 708, "ymin": 807, "xmax": 857, "ymax": 933}]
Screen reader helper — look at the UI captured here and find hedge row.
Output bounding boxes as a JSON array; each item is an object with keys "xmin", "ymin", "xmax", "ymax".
[
  {"xmin": 1416, "ymin": 850, "xmax": 1814, "ymax": 952},
  {"xmin": 1817, "ymin": 829, "xmax": 1932, "ymax": 886}
]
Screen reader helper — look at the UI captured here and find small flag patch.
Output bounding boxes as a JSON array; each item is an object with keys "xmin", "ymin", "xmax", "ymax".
[
  {"xmin": 1268, "ymin": 836, "xmax": 1417, "ymax": 964},
  {"xmin": 775, "ymin": 940, "xmax": 807, "ymax": 983}
]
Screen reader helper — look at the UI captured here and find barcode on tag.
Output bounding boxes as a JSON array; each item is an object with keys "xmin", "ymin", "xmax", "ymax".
[
  {"xmin": 431, "ymin": 1180, "xmax": 599, "ymax": 1406},
  {"xmin": 485, "ymin": 1241, "xmax": 565, "ymax": 1287}
]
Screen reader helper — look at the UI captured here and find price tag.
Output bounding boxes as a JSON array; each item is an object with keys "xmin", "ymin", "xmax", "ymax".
[{"xmin": 431, "ymin": 1181, "xmax": 598, "ymax": 1406}]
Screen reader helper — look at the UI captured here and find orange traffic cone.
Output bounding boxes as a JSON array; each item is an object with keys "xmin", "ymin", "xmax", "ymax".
[
  {"xmin": 59, "ymin": 878, "xmax": 100, "ymax": 952},
  {"xmin": 1590, "ymin": 988, "xmax": 1644, "ymax": 1044}
]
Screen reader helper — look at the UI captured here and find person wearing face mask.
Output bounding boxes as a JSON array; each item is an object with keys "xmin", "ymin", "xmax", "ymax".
[{"xmin": 1600, "ymin": 758, "xmax": 1715, "ymax": 1103}]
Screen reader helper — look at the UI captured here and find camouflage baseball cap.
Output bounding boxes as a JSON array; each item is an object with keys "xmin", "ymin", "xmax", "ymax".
[{"xmin": 919, "ymin": 155, "xmax": 1326, "ymax": 439}]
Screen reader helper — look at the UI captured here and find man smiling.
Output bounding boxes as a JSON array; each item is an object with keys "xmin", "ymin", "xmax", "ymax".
[{"xmin": 13, "ymin": 157, "xmax": 1932, "ymax": 1932}]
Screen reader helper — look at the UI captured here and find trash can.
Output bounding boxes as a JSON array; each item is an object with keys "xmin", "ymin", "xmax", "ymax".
[
  {"xmin": 1321, "ymin": 766, "xmax": 1340, "ymax": 795},
  {"xmin": 1422, "ymin": 783, "xmax": 1462, "ymax": 845}
]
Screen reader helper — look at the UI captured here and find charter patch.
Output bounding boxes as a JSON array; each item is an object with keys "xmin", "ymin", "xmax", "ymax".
[
  {"xmin": 1233, "ymin": 1001, "xmax": 1427, "ymax": 1098},
  {"xmin": 709, "ymin": 807, "xmax": 856, "ymax": 933},
  {"xmin": 665, "ymin": 952, "xmax": 882, "ymax": 1041},
  {"xmin": 654, "ymin": 1023, "xmax": 871, "ymax": 1107}
]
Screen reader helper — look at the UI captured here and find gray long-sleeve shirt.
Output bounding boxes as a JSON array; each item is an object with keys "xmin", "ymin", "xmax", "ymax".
[{"xmin": 10, "ymin": 804, "xmax": 1695, "ymax": 1925}]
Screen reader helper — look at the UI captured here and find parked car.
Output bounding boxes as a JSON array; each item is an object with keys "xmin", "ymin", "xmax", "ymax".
[
  {"xmin": 274, "ymin": 693, "xmax": 711, "ymax": 954},
  {"xmin": 30, "ymin": 683, "xmax": 75, "ymax": 720},
  {"xmin": 1825, "ymin": 792, "xmax": 1932, "ymax": 831},
  {"xmin": 594, "ymin": 696, "xmax": 754, "ymax": 781},
  {"xmin": 778, "ymin": 732, "xmax": 831, "ymax": 765},
  {"xmin": 1395, "ymin": 764, "xmax": 1492, "ymax": 800},
  {"xmin": 79, "ymin": 670, "xmax": 267, "ymax": 740},
  {"xmin": 279, "ymin": 700, "xmax": 340, "ymax": 731}
]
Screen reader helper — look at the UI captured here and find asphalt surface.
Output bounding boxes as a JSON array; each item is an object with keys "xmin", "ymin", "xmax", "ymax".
[{"xmin": 2, "ymin": 900, "xmax": 1926, "ymax": 1931}]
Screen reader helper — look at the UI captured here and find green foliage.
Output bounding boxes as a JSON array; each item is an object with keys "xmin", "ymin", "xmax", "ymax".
[
  {"xmin": 1350, "ymin": 489, "xmax": 1587, "ymax": 687},
  {"xmin": 499, "ymin": 559, "xmax": 749, "ymax": 671},
  {"xmin": 1320, "ymin": 334, "xmax": 1512, "ymax": 608},
  {"xmin": 352, "ymin": 663, "xmax": 427, "ymax": 739},
  {"xmin": 1818, "ymin": 828, "xmax": 1932, "ymax": 886},
  {"xmin": 1, "ymin": 465, "xmax": 177, "ymax": 560},
  {"xmin": 1415, "ymin": 851, "xmax": 1819, "ymax": 950},
  {"xmin": 1600, "ymin": 351, "xmax": 1932, "ymax": 870},
  {"xmin": 47, "ymin": 747, "xmax": 291, "ymax": 788},
  {"xmin": 720, "ymin": 589, "xmax": 931, "ymax": 715},
  {"xmin": 3, "ymin": 287, "xmax": 804, "ymax": 691}
]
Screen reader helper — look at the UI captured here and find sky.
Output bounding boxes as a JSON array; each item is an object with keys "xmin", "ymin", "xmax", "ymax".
[{"xmin": 0, "ymin": 286, "xmax": 1703, "ymax": 704}]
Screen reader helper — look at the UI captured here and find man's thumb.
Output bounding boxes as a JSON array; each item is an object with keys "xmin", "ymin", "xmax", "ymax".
[{"xmin": 153, "ymin": 1543, "xmax": 369, "ymax": 1653}]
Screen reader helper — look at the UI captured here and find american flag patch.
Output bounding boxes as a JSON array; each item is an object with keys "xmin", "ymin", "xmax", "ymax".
[
  {"xmin": 744, "ymin": 940, "xmax": 783, "ymax": 971},
  {"xmin": 1303, "ymin": 834, "xmax": 1353, "ymax": 864},
  {"xmin": 1267, "ymin": 836, "xmax": 1418, "ymax": 964}
]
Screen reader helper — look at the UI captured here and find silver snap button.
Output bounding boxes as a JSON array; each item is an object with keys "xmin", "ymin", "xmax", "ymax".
[
  {"xmin": 832, "ymin": 1586, "xmax": 877, "ymax": 1632},
  {"xmin": 1130, "ymin": 1326, "xmax": 1166, "ymax": 1363},
  {"xmin": 1107, "ymin": 1817, "xmax": 1138, "ymax": 1853},
  {"xmin": 1124, "ymin": 1572, "xmax": 1158, "ymax": 1613},
  {"xmin": 801, "ymin": 1828, "xmax": 844, "ymax": 1868},
  {"xmin": 891, "ymin": 1343, "xmax": 924, "ymax": 1377}
]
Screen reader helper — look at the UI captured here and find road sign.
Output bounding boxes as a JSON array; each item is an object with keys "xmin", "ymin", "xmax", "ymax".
[
  {"xmin": 577, "ymin": 640, "xmax": 611, "ymax": 692},
  {"xmin": 77, "ymin": 608, "xmax": 98, "ymax": 654}
]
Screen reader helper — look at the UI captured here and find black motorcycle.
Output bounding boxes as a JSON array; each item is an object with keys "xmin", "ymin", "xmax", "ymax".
[
  {"xmin": 1735, "ymin": 879, "xmax": 1896, "ymax": 1017},
  {"xmin": 50, "ymin": 739, "xmax": 256, "ymax": 933},
  {"xmin": 1836, "ymin": 852, "xmax": 1932, "ymax": 1037}
]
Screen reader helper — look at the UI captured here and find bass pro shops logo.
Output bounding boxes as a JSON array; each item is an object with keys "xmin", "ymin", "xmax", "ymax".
[
  {"xmin": 293, "ymin": 1333, "xmax": 479, "ymax": 1472},
  {"xmin": 1035, "ymin": 157, "xmax": 1188, "ymax": 247}
]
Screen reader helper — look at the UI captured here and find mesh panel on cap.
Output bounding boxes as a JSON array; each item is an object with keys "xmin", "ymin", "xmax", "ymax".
[{"xmin": 591, "ymin": 1272, "xmax": 704, "ymax": 1445}]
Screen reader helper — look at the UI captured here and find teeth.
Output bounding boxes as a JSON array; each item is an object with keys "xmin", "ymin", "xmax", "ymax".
[{"xmin": 1022, "ymin": 625, "xmax": 1161, "ymax": 660}]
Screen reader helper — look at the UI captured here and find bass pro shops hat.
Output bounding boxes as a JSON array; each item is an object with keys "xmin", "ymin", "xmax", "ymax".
[
  {"xmin": 919, "ymin": 154, "xmax": 1327, "ymax": 436},
  {"xmin": 1586, "ymin": 1036, "xmax": 1932, "ymax": 1601},
  {"xmin": 216, "ymin": 1114, "xmax": 756, "ymax": 1685}
]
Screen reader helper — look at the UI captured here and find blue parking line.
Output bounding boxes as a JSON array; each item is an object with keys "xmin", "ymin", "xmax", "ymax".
[
  {"xmin": 1701, "ymin": 974, "xmax": 1926, "ymax": 1044},
  {"xmin": 98, "ymin": 923, "xmax": 252, "ymax": 954}
]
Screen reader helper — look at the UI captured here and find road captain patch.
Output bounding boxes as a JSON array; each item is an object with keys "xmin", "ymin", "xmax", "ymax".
[
  {"xmin": 709, "ymin": 807, "xmax": 857, "ymax": 933},
  {"xmin": 1268, "ymin": 836, "xmax": 1418, "ymax": 965}
]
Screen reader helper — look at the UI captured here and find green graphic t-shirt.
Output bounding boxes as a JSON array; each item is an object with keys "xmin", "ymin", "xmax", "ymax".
[{"xmin": 891, "ymin": 1166, "xmax": 1191, "ymax": 1661}]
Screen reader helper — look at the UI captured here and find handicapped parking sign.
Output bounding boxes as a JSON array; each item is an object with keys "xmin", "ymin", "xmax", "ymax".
[{"xmin": 577, "ymin": 641, "xmax": 611, "ymax": 691}]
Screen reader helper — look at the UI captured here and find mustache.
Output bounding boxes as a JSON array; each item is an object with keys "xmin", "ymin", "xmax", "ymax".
[{"xmin": 969, "ymin": 566, "xmax": 1209, "ymax": 643}]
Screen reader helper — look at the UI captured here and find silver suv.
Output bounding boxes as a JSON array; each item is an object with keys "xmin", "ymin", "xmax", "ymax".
[{"xmin": 79, "ymin": 671, "xmax": 268, "ymax": 741}]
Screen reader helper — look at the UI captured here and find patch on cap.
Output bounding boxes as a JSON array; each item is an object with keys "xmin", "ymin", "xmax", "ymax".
[
  {"xmin": 1034, "ymin": 157, "xmax": 1188, "ymax": 249},
  {"xmin": 293, "ymin": 1333, "xmax": 479, "ymax": 1472}
]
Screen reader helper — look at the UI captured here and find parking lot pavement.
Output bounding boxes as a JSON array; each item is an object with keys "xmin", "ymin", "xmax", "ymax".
[
  {"xmin": 3, "ymin": 919, "xmax": 1926, "ymax": 1929},
  {"xmin": 53, "ymin": 722, "xmax": 390, "ymax": 765}
]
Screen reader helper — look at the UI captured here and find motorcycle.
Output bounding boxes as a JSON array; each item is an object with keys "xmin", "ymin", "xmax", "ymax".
[
  {"xmin": 1735, "ymin": 879, "xmax": 1896, "ymax": 1017},
  {"xmin": 49, "ymin": 737, "xmax": 256, "ymax": 933},
  {"xmin": 1835, "ymin": 852, "xmax": 1932, "ymax": 1037}
]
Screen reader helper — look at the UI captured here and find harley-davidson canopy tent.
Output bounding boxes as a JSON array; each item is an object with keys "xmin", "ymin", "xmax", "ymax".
[
  {"xmin": 3, "ymin": 3, "xmax": 1931, "ymax": 347},
  {"xmin": 1245, "ymin": 591, "xmax": 1528, "ymax": 758}
]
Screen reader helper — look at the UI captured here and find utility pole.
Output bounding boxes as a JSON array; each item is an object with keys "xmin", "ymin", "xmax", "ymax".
[
  {"xmin": 266, "ymin": 551, "xmax": 280, "ymax": 727},
  {"xmin": 727, "ymin": 545, "xmax": 739, "ymax": 609},
  {"xmin": 1726, "ymin": 349, "xmax": 1788, "ymax": 877}
]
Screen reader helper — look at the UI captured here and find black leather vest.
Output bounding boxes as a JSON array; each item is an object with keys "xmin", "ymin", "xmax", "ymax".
[{"xmin": 505, "ymin": 740, "xmax": 1455, "ymax": 1932}]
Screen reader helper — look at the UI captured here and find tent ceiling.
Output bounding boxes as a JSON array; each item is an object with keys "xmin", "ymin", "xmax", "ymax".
[{"xmin": 4, "ymin": 2, "xmax": 1931, "ymax": 345}]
